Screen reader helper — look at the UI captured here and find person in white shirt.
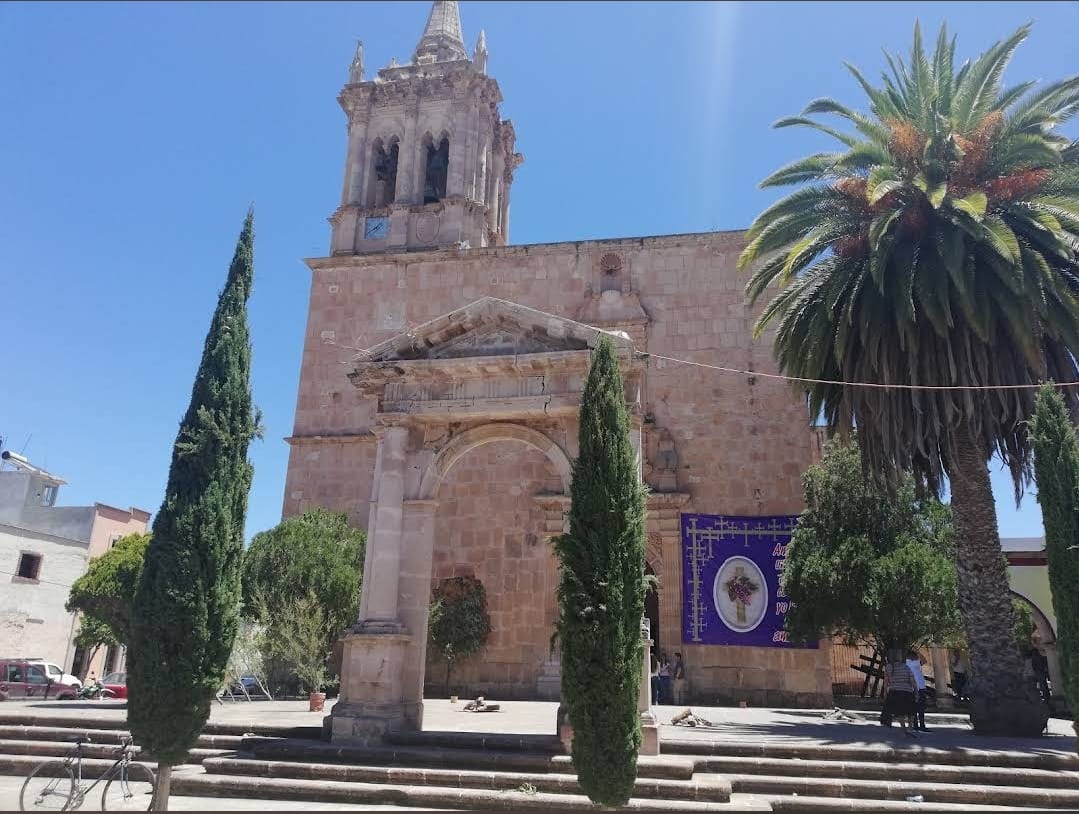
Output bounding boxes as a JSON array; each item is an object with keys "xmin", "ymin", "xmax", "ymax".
[{"xmin": 906, "ymin": 650, "xmax": 929, "ymax": 732}]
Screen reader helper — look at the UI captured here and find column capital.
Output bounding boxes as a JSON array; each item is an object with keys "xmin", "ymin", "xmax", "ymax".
[
  {"xmin": 373, "ymin": 415, "xmax": 412, "ymax": 436},
  {"xmin": 403, "ymin": 498, "xmax": 440, "ymax": 515}
]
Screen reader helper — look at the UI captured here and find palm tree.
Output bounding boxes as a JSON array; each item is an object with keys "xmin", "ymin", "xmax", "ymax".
[{"xmin": 739, "ymin": 22, "xmax": 1079, "ymax": 735}]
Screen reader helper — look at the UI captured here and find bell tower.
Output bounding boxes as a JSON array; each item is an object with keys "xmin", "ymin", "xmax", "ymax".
[{"xmin": 330, "ymin": 1, "xmax": 523, "ymax": 255}]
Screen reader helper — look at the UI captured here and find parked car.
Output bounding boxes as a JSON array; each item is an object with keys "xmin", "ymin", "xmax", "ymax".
[
  {"xmin": 0, "ymin": 658, "xmax": 78, "ymax": 700},
  {"xmin": 100, "ymin": 671, "xmax": 128, "ymax": 699},
  {"xmin": 29, "ymin": 660, "xmax": 82, "ymax": 693}
]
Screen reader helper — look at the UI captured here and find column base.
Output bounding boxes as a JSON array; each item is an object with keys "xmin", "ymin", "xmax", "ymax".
[
  {"xmin": 639, "ymin": 710, "xmax": 660, "ymax": 756},
  {"xmin": 324, "ymin": 700, "xmax": 407, "ymax": 744},
  {"xmin": 329, "ymin": 629, "xmax": 414, "ymax": 745}
]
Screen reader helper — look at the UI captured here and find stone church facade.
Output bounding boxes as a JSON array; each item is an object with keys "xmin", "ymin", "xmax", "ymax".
[{"xmin": 284, "ymin": 2, "xmax": 831, "ymax": 736}]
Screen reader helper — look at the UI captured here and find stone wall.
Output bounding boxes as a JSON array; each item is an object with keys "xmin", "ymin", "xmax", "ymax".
[
  {"xmin": 286, "ymin": 230, "xmax": 833, "ymax": 706},
  {"xmin": 425, "ymin": 439, "xmax": 561, "ymax": 698}
]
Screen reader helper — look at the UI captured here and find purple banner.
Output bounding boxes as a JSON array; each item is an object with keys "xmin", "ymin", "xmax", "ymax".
[{"xmin": 681, "ymin": 514, "xmax": 815, "ymax": 648}]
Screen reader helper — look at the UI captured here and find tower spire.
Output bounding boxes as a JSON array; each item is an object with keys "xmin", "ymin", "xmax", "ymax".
[
  {"xmin": 348, "ymin": 39, "xmax": 364, "ymax": 83},
  {"xmin": 413, "ymin": 1, "xmax": 467, "ymax": 64},
  {"xmin": 473, "ymin": 29, "xmax": 487, "ymax": 74}
]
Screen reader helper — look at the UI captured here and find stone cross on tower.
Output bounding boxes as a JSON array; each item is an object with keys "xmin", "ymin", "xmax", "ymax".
[{"xmin": 329, "ymin": 0, "xmax": 523, "ymax": 255}]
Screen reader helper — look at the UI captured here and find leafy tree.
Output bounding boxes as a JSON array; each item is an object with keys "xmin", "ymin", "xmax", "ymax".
[
  {"xmin": 66, "ymin": 533, "xmax": 149, "ymax": 645},
  {"xmin": 783, "ymin": 440, "xmax": 961, "ymax": 653},
  {"xmin": 1031, "ymin": 384, "xmax": 1079, "ymax": 734},
  {"xmin": 128, "ymin": 211, "xmax": 258, "ymax": 809},
  {"xmin": 427, "ymin": 575, "xmax": 492, "ymax": 694},
  {"xmin": 1012, "ymin": 598, "xmax": 1036, "ymax": 653},
  {"xmin": 555, "ymin": 336, "xmax": 646, "ymax": 806},
  {"xmin": 73, "ymin": 613, "xmax": 120, "ymax": 673},
  {"xmin": 261, "ymin": 593, "xmax": 331, "ymax": 694},
  {"xmin": 242, "ymin": 508, "xmax": 365, "ymax": 690},
  {"xmin": 738, "ymin": 22, "xmax": 1078, "ymax": 735}
]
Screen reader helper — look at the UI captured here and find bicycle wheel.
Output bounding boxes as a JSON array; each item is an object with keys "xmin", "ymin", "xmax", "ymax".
[
  {"xmin": 19, "ymin": 761, "xmax": 74, "ymax": 811},
  {"xmin": 101, "ymin": 763, "xmax": 155, "ymax": 812}
]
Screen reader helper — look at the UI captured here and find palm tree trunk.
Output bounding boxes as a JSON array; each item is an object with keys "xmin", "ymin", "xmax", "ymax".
[{"xmin": 948, "ymin": 425, "xmax": 1048, "ymax": 736}]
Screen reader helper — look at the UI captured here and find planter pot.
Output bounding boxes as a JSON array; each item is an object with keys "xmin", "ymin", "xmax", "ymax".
[
  {"xmin": 450, "ymin": 695, "xmax": 458, "ymax": 704},
  {"xmin": 309, "ymin": 692, "xmax": 326, "ymax": 712}
]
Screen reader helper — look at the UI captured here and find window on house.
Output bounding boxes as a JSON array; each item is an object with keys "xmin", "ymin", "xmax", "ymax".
[
  {"xmin": 41, "ymin": 485, "xmax": 57, "ymax": 506},
  {"xmin": 109, "ymin": 534, "xmax": 122, "ymax": 549},
  {"xmin": 16, "ymin": 553, "xmax": 42, "ymax": 581}
]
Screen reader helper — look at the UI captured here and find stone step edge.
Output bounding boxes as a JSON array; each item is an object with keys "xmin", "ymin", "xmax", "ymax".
[
  {"xmin": 385, "ymin": 730, "xmax": 562, "ymax": 754},
  {"xmin": 764, "ymin": 794, "xmax": 1030, "ymax": 813},
  {"xmin": 726, "ymin": 772, "xmax": 1079, "ymax": 808},
  {"xmin": 0, "ymin": 739, "xmax": 233, "ymax": 766},
  {"xmin": 169, "ymin": 769, "xmax": 738, "ymax": 811},
  {"xmin": 0, "ymin": 725, "xmax": 247, "ymax": 750},
  {"xmin": 248, "ymin": 738, "xmax": 695, "ymax": 780},
  {"xmin": 0, "ymin": 714, "xmax": 317, "ymax": 739},
  {"xmin": 696, "ymin": 754, "xmax": 1079, "ymax": 789},
  {"xmin": 198, "ymin": 756, "xmax": 730, "ymax": 802},
  {"xmin": 664, "ymin": 738, "xmax": 1079, "ymax": 771}
]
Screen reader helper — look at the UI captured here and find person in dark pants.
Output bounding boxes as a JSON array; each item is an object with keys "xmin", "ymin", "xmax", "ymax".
[
  {"xmin": 1031, "ymin": 643, "xmax": 1054, "ymax": 714},
  {"xmin": 906, "ymin": 649, "xmax": 929, "ymax": 732},
  {"xmin": 882, "ymin": 649, "xmax": 919, "ymax": 738},
  {"xmin": 658, "ymin": 651, "xmax": 673, "ymax": 704}
]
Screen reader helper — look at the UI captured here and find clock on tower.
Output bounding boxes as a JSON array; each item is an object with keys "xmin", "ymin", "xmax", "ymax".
[{"xmin": 363, "ymin": 216, "xmax": 389, "ymax": 240}]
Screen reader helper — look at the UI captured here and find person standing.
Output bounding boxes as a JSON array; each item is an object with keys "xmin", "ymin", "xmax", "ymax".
[
  {"xmin": 658, "ymin": 651, "xmax": 673, "ymax": 705},
  {"xmin": 672, "ymin": 651, "xmax": 687, "ymax": 705},
  {"xmin": 883, "ymin": 649, "xmax": 918, "ymax": 738},
  {"xmin": 650, "ymin": 655, "xmax": 660, "ymax": 706},
  {"xmin": 906, "ymin": 649, "xmax": 929, "ymax": 732},
  {"xmin": 1031, "ymin": 643, "xmax": 1054, "ymax": 715},
  {"xmin": 950, "ymin": 651, "xmax": 969, "ymax": 703}
]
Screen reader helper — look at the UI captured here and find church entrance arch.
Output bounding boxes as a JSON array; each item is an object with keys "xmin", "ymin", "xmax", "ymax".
[
  {"xmin": 424, "ymin": 425, "xmax": 570, "ymax": 702},
  {"xmin": 419, "ymin": 423, "xmax": 572, "ymax": 500},
  {"xmin": 326, "ymin": 298, "xmax": 642, "ymax": 745}
]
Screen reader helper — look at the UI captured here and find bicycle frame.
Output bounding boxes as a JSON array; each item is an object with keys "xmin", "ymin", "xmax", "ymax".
[{"xmin": 63, "ymin": 739, "xmax": 134, "ymax": 808}]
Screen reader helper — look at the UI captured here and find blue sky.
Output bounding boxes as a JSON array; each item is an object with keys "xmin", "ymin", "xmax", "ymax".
[{"xmin": 2, "ymin": 1, "xmax": 1076, "ymax": 541}]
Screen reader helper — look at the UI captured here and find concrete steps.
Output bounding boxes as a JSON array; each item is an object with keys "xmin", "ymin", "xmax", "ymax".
[
  {"xmin": 246, "ymin": 736, "xmax": 696, "ymax": 779},
  {"xmin": 695, "ymin": 753, "xmax": 1079, "ymax": 789},
  {"xmin": 0, "ymin": 713, "xmax": 1075, "ymax": 811},
  {"xmin": 200, "ymin": 756, "xmax": 728, "ymax": 802},
  {"xmin": 664, "ymin": 737, "xmax": 1079, "ymax": 772},
  {"xmin": 0, "ymin": 738, "xmax": 233, "ymax": 766},
  {"xmin": 725, "ymin": 772, "xmax": 1079, "ymax": 809},
  {"xmin": 0, "ymin": 724, "xmax": 246, "ymax": 752}
]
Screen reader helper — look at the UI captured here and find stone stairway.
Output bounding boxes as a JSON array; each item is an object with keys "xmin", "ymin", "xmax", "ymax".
[{"xmin": 0, "ymin": 711, "xmax": 1076, "ymax": 810}]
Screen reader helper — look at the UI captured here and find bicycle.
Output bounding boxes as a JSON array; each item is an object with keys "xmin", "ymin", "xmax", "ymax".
[{"xmin": 19, "ymin": 735, "xmax": 156, "ymax": 811}]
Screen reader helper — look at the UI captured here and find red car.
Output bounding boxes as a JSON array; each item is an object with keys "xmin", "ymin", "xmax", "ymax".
[{"xmin": 100, "ymin": 671, "xmax": 128, "ymax": 699}]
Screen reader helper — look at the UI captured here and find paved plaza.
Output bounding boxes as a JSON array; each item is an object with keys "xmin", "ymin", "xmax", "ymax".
[{"xmin": 1, "ymin": 698, "xmax": 1073, "ymax": 755}]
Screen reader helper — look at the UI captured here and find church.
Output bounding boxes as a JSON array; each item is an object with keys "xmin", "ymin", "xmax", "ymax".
[{"xmin": 282, "ymin": 1, "xmax": 830, "ymax": 741}]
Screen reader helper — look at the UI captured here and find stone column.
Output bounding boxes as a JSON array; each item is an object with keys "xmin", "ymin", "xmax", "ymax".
[
  {"xmin": 639, "ymin": 616, "xmax": 660, "ymax": 755},
  {"xmin": 395, "ymin": 96, "xmax": 420, "ymax": 204},
  {"xmin": 398, "ymin": 499, "xmax": 439, "ymax": 729},
  {"xmin": 344, "ymin": 117, "xmax": 369, "ymax": 206},
  {"xmin": 328, "ymin": 422, "xmax": 413, "ymax": 744},
  {"xmin": 929, "ymin": 647, "xmax": 953, "ymax": 709},
  {"xmin": 357, "ymin": 424, "xmax": 408, "ymax": 629}
]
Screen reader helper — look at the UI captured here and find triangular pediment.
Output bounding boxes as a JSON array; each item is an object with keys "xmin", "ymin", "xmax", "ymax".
[{"xmin": 352, "ymin": 297, "xmax": 633, "ymax": 364}]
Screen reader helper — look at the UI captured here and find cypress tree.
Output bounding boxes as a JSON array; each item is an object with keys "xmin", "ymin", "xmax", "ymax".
[
  {"xmin": 1031, "ymin": 384, "xmax": 1079, "ymax": 740},
  {"xmin": 128, "ymin": 212, "xmax": 258, "ymax": 808},
  {"xmin": 555, "ymin": 336, "xmax": 646, "ymax": 806}
]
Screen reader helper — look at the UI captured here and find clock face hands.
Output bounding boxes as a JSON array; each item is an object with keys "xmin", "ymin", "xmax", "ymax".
[{"xmin": 364, "ymin": 217, "xmax": 389, "ymax": 239}]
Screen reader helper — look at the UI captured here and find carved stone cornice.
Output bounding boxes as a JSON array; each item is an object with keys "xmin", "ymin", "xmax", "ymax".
[{"xmin": 285, "ymin": 432, "xmax": 377, "ymax": 446}]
